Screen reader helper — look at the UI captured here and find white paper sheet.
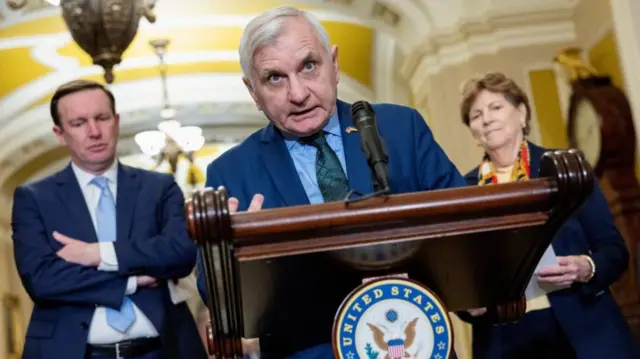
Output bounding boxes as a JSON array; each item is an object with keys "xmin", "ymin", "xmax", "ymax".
[{"xmin": 524, "ymin": 245, "xmax": 570, "ymax": 300}]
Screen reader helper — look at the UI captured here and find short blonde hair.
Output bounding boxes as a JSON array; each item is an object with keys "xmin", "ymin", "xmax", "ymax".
[{"xmin": 459, "ymin": 72, "xmax": 532, "ymax": 135}]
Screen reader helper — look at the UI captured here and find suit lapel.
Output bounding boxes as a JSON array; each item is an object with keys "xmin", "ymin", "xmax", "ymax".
[
  {"xmin": 337, "ymin": 100, "xmax": 373, "ymax": 195},
  {"xmin": 116, "ymin": 163, "xmax": 140, "ymax": 242},
  {"xmin": 259, "ymin": 124, "xmax": 310, "ymax": 207},
  {"xmin": 56, "ymin": 165, "xmax": 98, "ymax": 243},
  {"xmin": 527, "ymin": 142, "xmax": 545, "ymax": 179}
]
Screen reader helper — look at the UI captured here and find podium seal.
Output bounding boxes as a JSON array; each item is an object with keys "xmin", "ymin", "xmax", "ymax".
[{"xmin": 333, "ymin": 278, "xmax": 453, "ymax": 359}]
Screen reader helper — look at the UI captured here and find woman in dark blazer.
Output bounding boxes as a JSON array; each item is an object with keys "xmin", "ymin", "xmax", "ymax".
[{"xmin": 457, "ymin": 72, "xmax": 638, "ymax": 359}]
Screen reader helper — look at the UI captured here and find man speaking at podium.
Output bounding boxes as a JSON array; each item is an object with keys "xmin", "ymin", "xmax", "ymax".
[{"xmin": 198, "ymin": 5, "xmax": 466, "ymax": 358}]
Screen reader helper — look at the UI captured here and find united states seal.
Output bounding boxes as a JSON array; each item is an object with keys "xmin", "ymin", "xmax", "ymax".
[{"xmin": 332, "ymin": 278, "xmax": 453, "ymax": 359}]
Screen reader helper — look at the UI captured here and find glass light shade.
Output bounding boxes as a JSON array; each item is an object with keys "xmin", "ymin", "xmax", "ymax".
[
  {"xmin": 157, "ymin": 119, "xmax": 181, "ymax": 134},
  {"xmin": 134, "ymin": 130, "xmax": 166, "ymax": 157},
  {"xmin": 173, "ymin": 126, "xmax": 205, "ymax": 152}
]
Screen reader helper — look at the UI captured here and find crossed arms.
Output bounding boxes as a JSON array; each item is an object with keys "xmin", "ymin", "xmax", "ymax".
[{"xmin": 11, "ymin": 178, "xmax": 197, "ymax": 310}]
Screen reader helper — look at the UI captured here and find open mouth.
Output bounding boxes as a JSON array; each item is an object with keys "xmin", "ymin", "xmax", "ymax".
[{"xmin": 290, "ymin": 107, "xmax": 317, "ymax": 119}]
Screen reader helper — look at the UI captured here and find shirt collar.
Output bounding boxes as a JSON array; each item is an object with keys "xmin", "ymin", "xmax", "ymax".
[
  {"xmin": 284, "ymin": 108, "xmax": 341, "ymax": 150},
  {"xmin": 71, "ymin": 160, "xmax": 118, "ymax": 188}
]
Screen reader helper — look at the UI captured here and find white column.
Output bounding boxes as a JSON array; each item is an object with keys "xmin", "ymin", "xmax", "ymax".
[
  {"xmin": 609, "ymin": 0, "xmax": 640, "ymax": 159},
  {"xmin": 372, "ymin": 32, "xmax": 410, "ymax": 105}
]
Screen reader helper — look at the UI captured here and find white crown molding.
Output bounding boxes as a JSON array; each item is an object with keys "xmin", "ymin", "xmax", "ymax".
[
  {"xmin": 399, "ymin": 3, "xmax": 577, "ymax": 85},
  {"xmin": 404, "ymin": 20, "xmax": 576, "ymax": 105}
]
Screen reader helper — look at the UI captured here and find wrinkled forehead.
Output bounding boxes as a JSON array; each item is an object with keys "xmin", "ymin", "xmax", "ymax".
[{"xmin": 251, "ymin": 18, "xmax": 327, "ymax": 72}]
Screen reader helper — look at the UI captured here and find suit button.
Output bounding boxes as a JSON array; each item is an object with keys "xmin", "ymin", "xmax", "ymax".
[{"xmin": 81, "ymin": 322, "xmax": 88, "ymax": 330}]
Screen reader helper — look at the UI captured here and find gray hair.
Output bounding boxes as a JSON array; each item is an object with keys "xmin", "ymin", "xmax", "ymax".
[{"xmin": 239, "ymin": 6, "xmax": 331, "ymax": 83}]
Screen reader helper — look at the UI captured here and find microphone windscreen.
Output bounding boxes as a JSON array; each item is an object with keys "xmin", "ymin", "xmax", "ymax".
[{"xmin": 351, "ymin": 101, "xmax": 374, "ymax": 121}]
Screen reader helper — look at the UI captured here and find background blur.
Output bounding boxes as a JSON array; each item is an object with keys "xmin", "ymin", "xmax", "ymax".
[{"xmin": 1, "ymin": 0, "xmax": 639, "ymax": 358}]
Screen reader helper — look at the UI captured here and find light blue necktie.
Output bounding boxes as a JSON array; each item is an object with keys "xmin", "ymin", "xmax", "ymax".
[{"xmin": 91, "ymin": 176, "xmax": 136, "ymax": 333}]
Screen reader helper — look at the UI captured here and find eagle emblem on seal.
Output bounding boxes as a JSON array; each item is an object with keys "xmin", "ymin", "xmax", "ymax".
[{"xmin": 366, "ymin": 317, "xmax": 418, "ymax": 359}]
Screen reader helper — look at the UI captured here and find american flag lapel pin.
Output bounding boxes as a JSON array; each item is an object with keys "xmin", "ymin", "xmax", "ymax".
[{"xmin": 346, "ymin": 126, "xmax": 358, "ymax": 134}]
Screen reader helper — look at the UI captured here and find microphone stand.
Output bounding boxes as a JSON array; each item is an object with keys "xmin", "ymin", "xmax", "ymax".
[
  {"xmin": 344, "ymin": 166, "xmax": 390, "ymax": 204},
  {"xmin": 344, "ymin": 100, "xmax": 391, "ymax": 203}
]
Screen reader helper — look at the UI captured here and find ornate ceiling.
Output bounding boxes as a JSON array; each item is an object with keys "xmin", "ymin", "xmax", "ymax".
[{"xmin": 0, "ymin": 0, "xmax": 582, "ymax": 205}]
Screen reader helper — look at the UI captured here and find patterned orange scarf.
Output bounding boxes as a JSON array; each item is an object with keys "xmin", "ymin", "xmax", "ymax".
[{"xmin": 478, "ymin": 140, "xmax": 531, "ymax": 185}]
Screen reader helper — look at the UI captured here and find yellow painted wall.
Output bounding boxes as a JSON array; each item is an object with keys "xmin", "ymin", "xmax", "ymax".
[
  {"xmin": 0, "ymin": 12, "xmax": 374, "ymax": 111},
  {"xmin": 0, "ymin": 47, "xmax": 52, "ymax": 97},
  {"xmin": 529, "ymin": 69, "xmax": 568, "ymax": 149},
  {"xmin": 588, "ymin": 31, "xmax": 625, "ymax": 90}
]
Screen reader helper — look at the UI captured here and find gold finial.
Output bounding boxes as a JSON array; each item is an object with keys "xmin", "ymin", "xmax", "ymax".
[{"xmin": 553, "ymin": 47, "xmax": 599, "ymax": 81}]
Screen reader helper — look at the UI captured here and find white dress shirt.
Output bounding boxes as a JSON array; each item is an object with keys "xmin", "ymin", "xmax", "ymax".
[{"xmin": 71, "ymin": 162, "xmax": 159, "ymax": 344}]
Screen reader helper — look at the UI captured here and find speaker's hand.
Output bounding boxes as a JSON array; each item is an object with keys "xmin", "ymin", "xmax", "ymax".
[{"xmin": 228, "ymin": 194, "xmax": 264, "ymax": 213}]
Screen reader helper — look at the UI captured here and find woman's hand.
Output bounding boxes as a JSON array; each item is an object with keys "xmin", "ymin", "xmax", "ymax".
[
  {"xmin": 538, "ymin": 255, "xmax": 594, "ymax": 286},
  {"xmin": 467, "ymin": 307, "xmax": 487, "ymax": 316}
]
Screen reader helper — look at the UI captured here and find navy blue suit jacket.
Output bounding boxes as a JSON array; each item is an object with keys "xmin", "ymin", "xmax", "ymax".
[
  {"xmin": 197, "ymin": 100, "xmax": 466, "ymax": 357},
  {"xmin": 11, "ymin": 163, "xmax": 205, "ymax": 359},
  {"xmin": 461, "ymin": 143, "xmax": 639, "ymax": 359}
]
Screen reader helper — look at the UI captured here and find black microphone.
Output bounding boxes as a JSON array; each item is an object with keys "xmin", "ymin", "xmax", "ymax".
[{"xmin": 351, "ymin": 101, "xmax": 390, "ymax": 192}]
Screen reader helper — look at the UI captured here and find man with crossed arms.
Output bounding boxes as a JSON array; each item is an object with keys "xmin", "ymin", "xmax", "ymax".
[{"xmin": 12, "ymin": 80, "xmax": 206, "ymax": 359}]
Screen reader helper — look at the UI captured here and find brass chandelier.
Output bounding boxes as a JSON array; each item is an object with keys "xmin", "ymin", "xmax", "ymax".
[{"xmin": 7, "ymin": 0, "xmax": 157, "ymax": 83}]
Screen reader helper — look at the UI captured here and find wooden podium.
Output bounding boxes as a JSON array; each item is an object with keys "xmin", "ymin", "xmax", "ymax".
[{"xmin": 186, "ymin": 149, "xmax": 594, "ymax": 359}]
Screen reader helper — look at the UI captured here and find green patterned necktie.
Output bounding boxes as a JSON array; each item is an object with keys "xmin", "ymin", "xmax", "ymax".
[{"xmin": 301, "ymin": 131, "xmax": 349, "ymax": 202}]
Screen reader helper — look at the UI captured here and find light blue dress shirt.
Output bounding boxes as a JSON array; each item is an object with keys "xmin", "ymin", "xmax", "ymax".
[{"xmin": 284, "ymin": 111, "xmax": 348, "ymax": 204}]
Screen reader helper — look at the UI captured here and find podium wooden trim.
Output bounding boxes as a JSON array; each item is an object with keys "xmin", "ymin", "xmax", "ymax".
[{"xmin": 186, "ymin": 149, "xmax": 593, "ymax": 358}]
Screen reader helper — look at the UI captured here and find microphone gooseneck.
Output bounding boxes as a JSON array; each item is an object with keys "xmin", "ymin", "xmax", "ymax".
[{"xmin": 350, "ymin": 100, "xmax": 390, "ymax": 193}]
